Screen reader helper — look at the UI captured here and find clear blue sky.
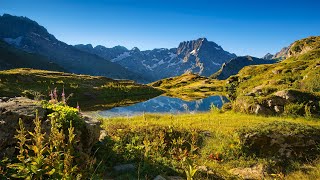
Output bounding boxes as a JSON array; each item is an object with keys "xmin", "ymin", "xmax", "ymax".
[{"xmin": 1, "ymin": 0, "xmax": 320, "ymax": 57}]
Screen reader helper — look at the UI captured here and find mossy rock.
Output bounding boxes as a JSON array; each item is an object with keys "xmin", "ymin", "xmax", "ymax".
[{"xmin": 238, "ymin": 121, "xmax": 320, "ymax": 162}]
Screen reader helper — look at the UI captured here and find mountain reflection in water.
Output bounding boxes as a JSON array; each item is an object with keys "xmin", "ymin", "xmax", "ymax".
[{"xmin": 99, "ymin": 95, "xmax": 228, "ymax": 117}]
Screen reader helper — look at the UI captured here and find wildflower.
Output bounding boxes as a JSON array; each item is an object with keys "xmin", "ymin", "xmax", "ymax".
[
  {"xmin": 49, "ymin": 90, "xmax": 54, "ymax": 100},
  {"xmin": 53, "ymin": 88, "xmax": 58, "ymax": 101},
  {"xmin": 61, "ymin": 87, "xmax": 66, "ymax": 104},
  {"xmin": 76, "ymin": 102, "xmax": 80, "ymax": 112}
]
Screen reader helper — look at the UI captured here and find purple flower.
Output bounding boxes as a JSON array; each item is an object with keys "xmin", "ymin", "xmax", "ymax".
[
  {"xmin": 53, "ymin": 88, "xmax": 57, "ymax": 100},
  {"xmin": 49, "ymin": 90, "xmax": 54, "ymax": 100},
  {"xmin": 76, "ymin": 102, "xmax": 80, "ymax": 112},
  {"xmin": 61, "ymin": 88, "xmax": 66, "ymax": 104}
]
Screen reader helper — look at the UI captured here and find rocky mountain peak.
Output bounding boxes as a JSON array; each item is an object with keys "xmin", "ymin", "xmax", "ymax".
[
  {"xmin": 131, "ymin": 47, "xmax": 140, "ymax": 52},
  {"xmin": 177, "ymin": 37, "xmax": 210, "ymax": 56},
  {"xmin": 263, "ymin": 53, "xmax": 274, "ymax": 60},
  {"xmin": 272, "ymin": 46, "xmax": 289, "ymax": 60}
]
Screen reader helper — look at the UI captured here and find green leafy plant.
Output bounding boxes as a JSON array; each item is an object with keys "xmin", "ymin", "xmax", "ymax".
[{"xmin": 7, "ymin": 111, "xmax": 80, "ymax": 179}]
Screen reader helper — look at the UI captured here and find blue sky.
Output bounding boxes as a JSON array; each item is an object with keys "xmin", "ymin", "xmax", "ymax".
[{"xmin": 1, "ymin": 0, "xmax": 320, "ymax": 57}]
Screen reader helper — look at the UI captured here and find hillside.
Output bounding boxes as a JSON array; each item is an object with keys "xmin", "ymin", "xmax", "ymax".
[
  {"xmin": 150, "ymin": 72, "xmax": 226, "ymax": 100},
  {"xmin": 153, "ymin": 36, "xmax": 320, "ymax": 116},
  {"xmin": 0, "ymin": 68, "xmax": 163, "ymax": 110},
  {"xmin": 211, "ymin": 56, "xmax": 276, "ymax": 80},
  {"xmin": 227, "ymin": 36, "xmax": 320, "ymax": 115},
  {"xmin": 0, "ymin": 39, "xmax": 65, "ymax": 71},
  {"xmin": 0, "ymin": 14, "xmax": 145, "ymax": 82}
]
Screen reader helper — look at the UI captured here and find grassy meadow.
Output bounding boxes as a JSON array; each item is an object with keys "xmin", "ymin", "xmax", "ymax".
[
  {"xmin": 0, "ymin": 68, "xmax": 163, "ymax": 110},
  {"xmin": 97, "ymin": 110, "xmax": 320, "ymax": 179}
]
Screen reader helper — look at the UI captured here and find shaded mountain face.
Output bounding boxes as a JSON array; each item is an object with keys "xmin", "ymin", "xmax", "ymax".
[
  {"xmin": 75, "ymin": 38, "xmax": 236, "ymax": 81},
  {"xmin": 0, "ymin": 40, "xmax": 65, "ymax": 71},
  {"xmin": 0, "ymin": 14, "xmax": 145, "ymax": 82},
  {"xmin": 211, "ymin": 56, "xmax": 276, "ymax": 80}
]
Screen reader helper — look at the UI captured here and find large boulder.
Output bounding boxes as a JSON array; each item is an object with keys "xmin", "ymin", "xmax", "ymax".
[
  {"xmin": 0, "ymin": 97, "xmax": 47, "ymax": 158},
  {"xmin": 0, "ymin": 97, "xmax": 101, "ymax": 158},
  {"xmin": 238, "ymin": 121, "xmax": 320, "ymax": 162}
]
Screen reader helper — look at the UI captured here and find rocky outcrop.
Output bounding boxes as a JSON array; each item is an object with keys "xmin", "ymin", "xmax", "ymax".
[
  {"xmin": 287, "ymin": 36, "xmax": 320, "ymax": 58},
  {"xmin": 272, "ymin": 36, "xmax": 320, "ymax": 60},
  {"xmin": 238, "ymin": 121, "xmax": 320, "ymax": 162},
  {"xmin": 0, "ymin": 97, "xmax": 100, "ymax": 158},
  {"xmin": 0, "ymin": 97, "xmax": 48, "ymax": 158},
  {"xmin": 234, "ymin": 89, "xmax": 320, "ymax": 116}
]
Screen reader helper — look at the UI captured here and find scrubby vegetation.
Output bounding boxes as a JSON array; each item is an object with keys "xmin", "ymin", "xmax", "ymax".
[
  {"xmin": 0, "ymin": 102, "xmax": 98, "ymax": 179},
  {"xmin": 96, "ymin": 111, "xmax": 320, "ymax": 179},
  {"xmin": 0, "ymin": 68, "xmax": 163, "ymax": 110}
]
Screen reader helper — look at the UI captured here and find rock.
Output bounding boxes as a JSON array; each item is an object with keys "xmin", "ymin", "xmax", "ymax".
[
  {"xmin": 229, "ymin": 164, "xmax": 265, "ymax": 180},
  {"xmin": 0, "ymin": 97, "xmax": 101, "ymax": 158},
  {"xmin": 0, "ymin": 97, "xmax": 47, "ymax": 158},
  {"xmin": 272, "ymin": 69, "xmax": 281, "ymax": 74},
  {"xmin": 99, "ymin": 129, "xmax": 107, "ymax": 141},
  {"xmin": 267, "ymin": 96, "xmax": 287, "ymax": 107},
  {"xmin": 274, "ymin": 90, "xmax": 296, "ymax": 101},
  {"xmin": 238, "ymin": 121, "xmax": 320, "ymax": 161},
  {"xmin": 245, "ymin": 92, "xmax": 255, "ymax": 97},
  {"xmin": 197, "ymin": 165, "xmax": 208, "ymax": 172},
  {"xmin": 113, "ymin": 163, "xmax": 135, "ymax": 172},
  {"xmin": 251, "ymin": 85, "xmax": 264, "ymax": 94},
  {"xmin": 274, "ymin": 105, "xmax": 284, "ymax": 113},
  {"xmin": 76, "ymin": 115, "xmax": 101, "ymax": 153},
  {"xmin": 254, "ymin": 104, "xmax": 273, "ymax": 115},
  {"xmin": 154, "ymin": 175, "xmax": 167, "ymax": 180}
]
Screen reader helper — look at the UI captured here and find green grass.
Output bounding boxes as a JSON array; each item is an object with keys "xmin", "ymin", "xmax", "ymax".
[
  {"xmin": 150, "ymin": 72, "xmax": 226, "ymax": 101},
  {"xmin": 99, "ymin": 111, "xmax": 320, "ymax": 179},
  {"xmin": 0, "ymin": 68, "xmax": 163, "ymax": 110}
]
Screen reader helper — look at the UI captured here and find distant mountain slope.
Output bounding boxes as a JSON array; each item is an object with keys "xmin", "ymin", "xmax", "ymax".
[
  {"xmin": 0, "ymin": 39, "xmax": 65, "ymax": 71},
  {"xmin": 75, "ymin": 38, "xmax": 236, "ymax": 81},
  {"xmin": 272, "ymin": 46, "xmax": 289, "ymax": 60},
  {"xmin": 0, "ymin": 14, "xmax": 145, "ymax": 82},
  {"xmin": 211, "ymin": 56, "xmax": 276, "ymax": 80}
]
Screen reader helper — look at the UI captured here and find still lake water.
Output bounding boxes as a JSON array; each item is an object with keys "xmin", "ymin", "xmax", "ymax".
[{"xmin": 98, "ymin": 95, "xmax": 228, "ymax": 117}]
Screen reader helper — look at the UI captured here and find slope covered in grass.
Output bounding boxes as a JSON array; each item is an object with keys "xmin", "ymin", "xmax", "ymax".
[
  {"xmin": 0, "ymin": 68, "xmax": 163, "ymax": 110},
  {"xmin": 228, "ymin": 36, "xmax": 320, "ymax": 115},
  {"xmin": 150, "ymin": 72, "xmax": 226, "ymax": 100}
]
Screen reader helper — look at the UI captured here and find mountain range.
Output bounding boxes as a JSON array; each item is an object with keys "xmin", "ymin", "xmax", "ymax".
[
  {"xmin": 75, "ymin": 38, "xmax": 236, "ymax": 81},
  {"xmin": 0, "ymin": 13, "xmax": 287, "ymax": 83},
  {"xmin": 0, "ymin": 14, "xmax": 144, "ymax": 81}
]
